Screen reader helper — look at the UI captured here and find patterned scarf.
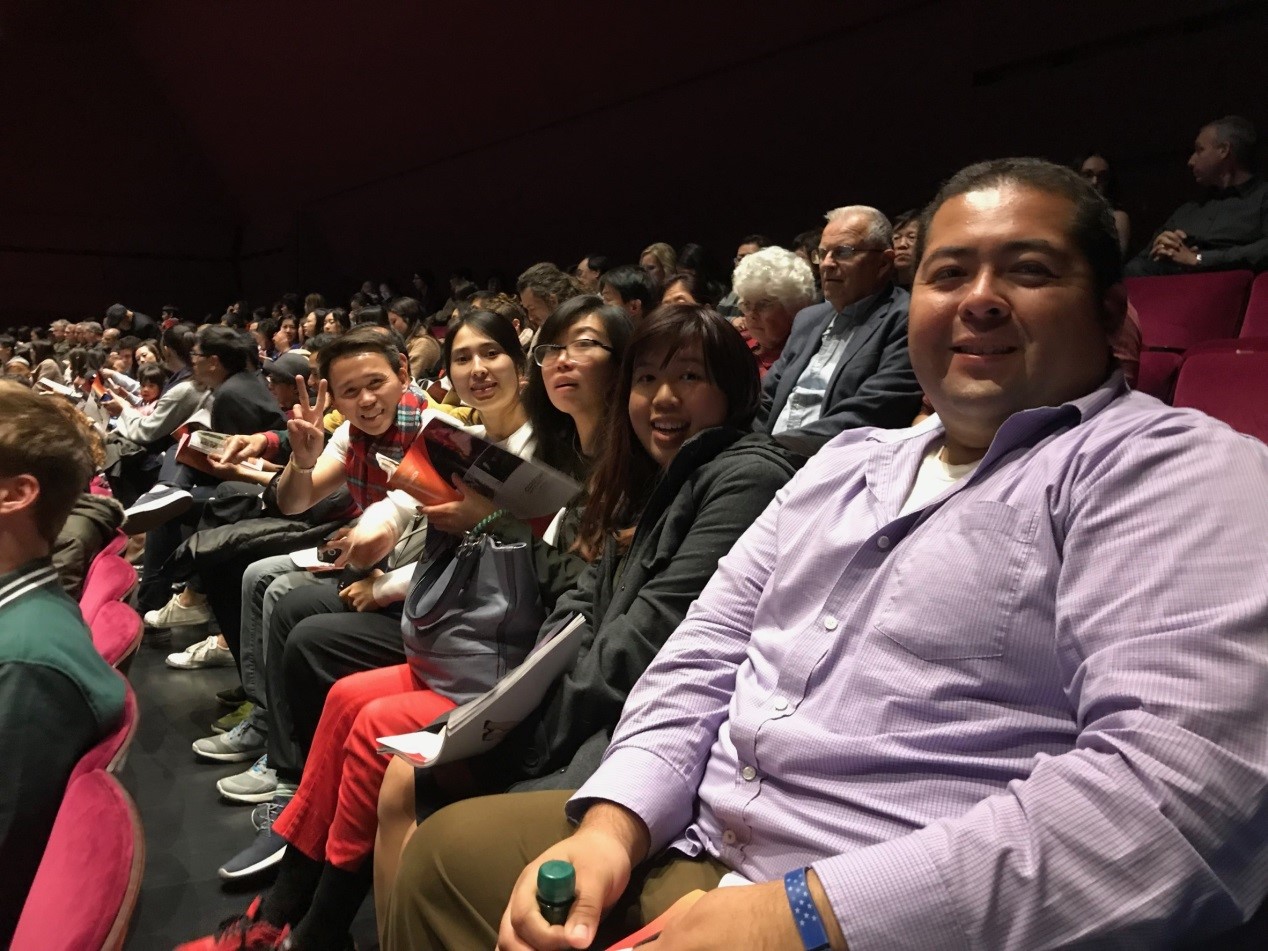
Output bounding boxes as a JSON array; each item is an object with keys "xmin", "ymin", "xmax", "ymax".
[{"xmin": 344, "ymin": 385, "xmax": 428, "ymax": 511}]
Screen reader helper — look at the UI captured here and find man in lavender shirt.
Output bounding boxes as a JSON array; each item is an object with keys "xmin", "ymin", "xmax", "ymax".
[{"xmin": 382, "ymin": 159, "xmax": 1268, "ymax": 951}]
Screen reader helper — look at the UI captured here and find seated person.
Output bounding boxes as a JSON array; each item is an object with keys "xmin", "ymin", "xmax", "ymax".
[
  {"xmin": 49, "ymin": 403, "xmax": 124, "ymax": 599},
  {"xmin": 0, "ymin": 381, "xmax": 125, "ymax": 945},
  {"xmin": 731, "ymin": 245, "xmax": 816, "ymax": 377},
  {"xmin": 177, "ymin": 298, "xmax": 635, "ymax": 950},
  {"xmin": 517, "ymin": 264, "xmax": 585, "ymax": 346},
  {"xmin": 1076, "ymin": 151, "xmax": 1131, "ymax": 255},
  {"xmin": 598, "ymin": 265, "xmax": 658, "ymax": 323},
  {"xmin": 383, "ymin": 159, "xmax": 1268, "ymax": 951},
  {"xmin": 102, "ymin": 322, "xmax": 210, "ymax": 505},
  {"xmin": 755, "ymin": 205, "xmax": 923, "ymax": 455},
  {"xmin": 133, "ymin": 326, "xmax": 285, "ymax": 624},
  {"xmin": 1126, "ymin": 116, "xmax": 1268, "ymax": 275},
  {"xmin": 890, "ymin": 207, "xmax": 920, "ymax": 288}
]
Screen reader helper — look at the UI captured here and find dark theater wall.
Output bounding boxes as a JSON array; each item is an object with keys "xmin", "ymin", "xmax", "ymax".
[{"xmin": 1, "ymin": 0, "xmax": 1265, "ymax": 325}]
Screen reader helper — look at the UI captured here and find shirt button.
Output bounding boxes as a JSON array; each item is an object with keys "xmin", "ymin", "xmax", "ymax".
[
  {"xmin": 741, "ymin": 765, "xmax": 757, "ymax": 781},
  {"xmin": 773, "ymin": 697, "xmax": 789, "ymax": 712},
  {"xmin": 877, "ymin": 535, "xmax": 891, "ymax": 550},
  {"xmin": 722, "ymin": 829, "xmax": 737, "ymax": 845},
  {"xmin": 823, "ymin": 616, "xmax": 838, "ymax": 631}
]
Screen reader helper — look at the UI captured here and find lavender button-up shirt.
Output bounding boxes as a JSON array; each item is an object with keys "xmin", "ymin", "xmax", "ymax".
[{"xmin": 571, "ymin": 373, "xmax": 1268, "ymax": 948}]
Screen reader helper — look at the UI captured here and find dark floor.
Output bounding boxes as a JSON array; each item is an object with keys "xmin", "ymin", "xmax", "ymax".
[{"xmin": 118, "ymin": 626, "xmax": 378, "ymax": 951}]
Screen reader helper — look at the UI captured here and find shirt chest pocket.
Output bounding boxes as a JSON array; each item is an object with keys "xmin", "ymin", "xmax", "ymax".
[{"xmin": 873, "ymin": 500, "xmax": 1035, "ymax": 662}]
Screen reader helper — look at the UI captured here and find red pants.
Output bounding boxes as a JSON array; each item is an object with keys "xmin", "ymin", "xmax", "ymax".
[{"xmin": 272, "ymin": 663, "xmax": 455, "ymax": 870}]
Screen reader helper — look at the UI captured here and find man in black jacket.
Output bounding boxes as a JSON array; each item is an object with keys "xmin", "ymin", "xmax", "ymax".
[
  {"xmin": 754, "ymin": 205, "xmax": 923, "ymax": 456},
  {"xmin": 104, "ymin": 302, "xmax": 159, "ymax": 341},
  {"xmin": 134, "ymin": 327, "xmax": 285, "ymax": 619}
]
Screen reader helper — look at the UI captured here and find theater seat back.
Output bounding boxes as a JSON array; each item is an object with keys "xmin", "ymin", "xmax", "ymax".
[
  {"xmin": 1172, "ymin": 344, "xmax": 1268, "ymax": 443},
  {"xmin": 1125, "ymin": 270, "xmax": 1253, "ymax": 350},
  {"xmin": 1240, "ymin": 273, "xmax": 1268, "ymax": 339},
  {"xmin": 79, "ymin": 554, "xmax": 137, "ymax": 626},
  {"xmin": 10, "ymin": 770, "xmax": 144, "ymax": 951},
  {"xmin": 89, "ymin": 600, "xmax": 144, "ymax": 668}
]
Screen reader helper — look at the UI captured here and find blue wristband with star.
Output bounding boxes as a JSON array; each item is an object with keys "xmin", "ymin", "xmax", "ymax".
[{"xmin": 784, "ymin": 867, "xmax": 832, "ymax": 951}]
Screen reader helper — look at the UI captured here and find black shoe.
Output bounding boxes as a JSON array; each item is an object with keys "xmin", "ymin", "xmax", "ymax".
[
  {"xmin": 143, "ymin": 626, "xmax": 172, "ymax": 649},
  {"xmin": 217, "ymin": 684, "xmax": 249, "ymax": 708}
]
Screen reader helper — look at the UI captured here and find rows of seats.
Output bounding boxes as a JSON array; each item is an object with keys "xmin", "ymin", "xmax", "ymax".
[
  {"xmin": 1130, "ymin": 270, "xmax": 1268, "ymax": 441},
  {"xmin": 9, "ymin": 532, "xmax": 146, "ymax": 949}
]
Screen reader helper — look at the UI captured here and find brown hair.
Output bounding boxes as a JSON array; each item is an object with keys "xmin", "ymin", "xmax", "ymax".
[
  {"xmin": 574, "ymin": 303, "xmax": 759, "ymax": 560},
  {"xmin": 0, "ymin": 382, "xmax": 95, "ymax": 544}
]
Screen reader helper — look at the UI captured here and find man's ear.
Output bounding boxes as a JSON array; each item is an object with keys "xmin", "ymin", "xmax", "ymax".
[
  {"xmin": 0, "ymin": 474, "xmax": 39, "ymax": 517},
  {"xmin": 1100, "ymin": 282, "xmax": 1129, "ymax": 338},
  {"xmin": 628, "ymin": 300, "xmax": 643, "ymax": 321},
  {"xmin": 398, "ymin": 353, "xmax": 411, "ymax": 383}
]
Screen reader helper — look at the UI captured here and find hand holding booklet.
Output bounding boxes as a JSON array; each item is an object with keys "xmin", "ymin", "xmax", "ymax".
[
  {"xmin": 377, "ymin": 613, "xmax": 586, "ymax": 768},
  {"xmin": 386, "ymin": 409, "xmax": 579, "ymax": 519}
]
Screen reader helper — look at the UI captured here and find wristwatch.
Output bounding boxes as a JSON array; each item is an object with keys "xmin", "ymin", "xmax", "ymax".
[
  {"xmin": 784, "ymin": 867, "xmax": 832, "ymax": 950},
  {"xmin": 1195, "ymin": 252, "xmax": 1204, "ymax": 266}
]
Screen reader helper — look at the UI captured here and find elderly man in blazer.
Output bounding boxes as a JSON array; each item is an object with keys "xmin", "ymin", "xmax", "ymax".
[{"xmin": 755, "ymin": 205, "xmax": 922, "ymax": 454}]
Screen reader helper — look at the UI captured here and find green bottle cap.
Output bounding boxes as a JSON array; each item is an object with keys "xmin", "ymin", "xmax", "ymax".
[{"xmin": 537, "ymin": 860, "xmax": 576, "ymax": 905}]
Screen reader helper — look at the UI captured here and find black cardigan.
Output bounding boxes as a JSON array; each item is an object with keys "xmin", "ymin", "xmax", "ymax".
[{"xmin": 466, "ymin": 427, "xmax": 803, "ymax": 792}]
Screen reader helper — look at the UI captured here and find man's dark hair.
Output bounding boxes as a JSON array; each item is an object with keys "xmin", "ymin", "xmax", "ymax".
[
  {"xmin": 256, "ymin": 316, "xmax": 279, "ymax": 341},
  {"xmin": 1208, "ymin": 115, "xmax": 1258, "ymax": 171},
  {"xmin": 117, "ymin": 335, "xmax": 141, "ymax": 352},
  {"xmin": 104, "ymin": 303, "xmax": 129, "ymax": 328},
  {"xmin": 354, "ymin": 305, "xmax": 389, "ymax": 327},
  {"xmin": 916, "ymin": 158, "xmax": 1123, "ymax": 300},
  {"xmin": 279, "ymin": 292, "xmax": 303, "ymax": 317},
  {"xmin": 452, "ymin": 280, "xmax": 479, "ymax": 304},
  {"xmin": 0, "ymin": 334, "xmax": 14, "ymax": 350},
  {"xmin": 318, "ymin": 324, "xmax": 406, "ymax": 383},
  {"xmin": 304, "ymin": 332, "xmax": 337, "ymax": 354},
  {"xmin": 740, "ymin": 234, "xmax": 771, "ymax": 249},
  {"xmin": 599, "ymin": 264, "xmax": 658, "ymax": 313},
  {"xmin": 582, "ymin": 254, "xmax": 611, "ymax": 274},
  {"xmin": 793, "ymin": 229, "xmax": 822, "ymax": 257},
  {"xmin": 517, "ymin": 263, "xmax": 584, "ymax": 309},
  {"xmin": 197, "ymin": 325, "xmax": 252, "ymax": 375}
]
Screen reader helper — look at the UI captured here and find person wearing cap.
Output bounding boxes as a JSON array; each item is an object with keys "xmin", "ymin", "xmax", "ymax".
[
  {"xmin": 262, "ymin": 351, "xmax": 311, "ymax": 417},
  {"xmin": 104, "ymin": 302, "xmax": 159, "ymax": 341}
]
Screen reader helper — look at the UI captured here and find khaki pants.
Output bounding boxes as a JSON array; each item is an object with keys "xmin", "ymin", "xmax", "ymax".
[{"xmin": 381, "ymin": 790, "xmax": 728, "ymax": 950}]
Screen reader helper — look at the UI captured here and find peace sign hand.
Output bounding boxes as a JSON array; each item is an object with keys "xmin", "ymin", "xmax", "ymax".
[{"xmin": 286, "ymin": 375, "xmax": 328, "ymax": 471}]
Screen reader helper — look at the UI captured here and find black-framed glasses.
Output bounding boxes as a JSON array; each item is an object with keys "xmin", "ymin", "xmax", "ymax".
[
  {"xmin": 532, "ymin": 338, "xmax": 613, "ymax": 367},
  {"xmin": 810, "ymin": 244, "xmax": 878, "ymax": 265}
]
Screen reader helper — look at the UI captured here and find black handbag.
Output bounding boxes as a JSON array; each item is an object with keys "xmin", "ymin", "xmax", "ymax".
[{"xmin": 401, "ymin": 531, "xmax": 545, "ymax": 704}]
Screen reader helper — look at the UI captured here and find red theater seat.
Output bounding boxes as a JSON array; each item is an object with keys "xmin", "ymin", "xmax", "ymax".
[
  {"xmin": 1125, "ymin": 270, "xmax": 1253, "ymax": 349},
  {"xmin": 9, "ymin": 770, "xmax": 144, "ymax": 951},
  {"xmin": 78, "ymin": 554, "xmax": 137, "ymax": 626},
  {"xmin": 1172, "ymin": 342, "xmax": 1268, "ymax": 443},
  {"xmin": 1240, "ymin": 273, "xmax": 1268, "ymax": 339},
  {"xmin": 90, "ymin": 600, "xmax": 144, "ymax": 669}
]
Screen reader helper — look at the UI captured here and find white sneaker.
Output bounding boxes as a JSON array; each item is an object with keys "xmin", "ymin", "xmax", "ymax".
[
  {"xmin": 144, "ymin": 592, "xmax": 212, "ymax": 629},
  {"xmin": 166, "ymin": 634, "xmax": 235, "ymax": 670}
]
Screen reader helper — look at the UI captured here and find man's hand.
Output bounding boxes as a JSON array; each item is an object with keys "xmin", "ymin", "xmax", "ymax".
[
  {"xmin": 331, "ymin": 519, "xmax": 399, "ymax": 570},
  {"xmin": 498, "ymin": 804, "xmax": 649, "ymax": 951},
  {"xmin": 102, "ymin": 396, "xmax": 124, "ymax": 418},
  {"xmin": 1151, "ymin": 229, "xmax": 1199, "ymax": 266},
  {"xmin": 286, "ymin": 376, "xmax": 328, "ymax": 470},
  {"xmin": 214, "ymin": 432, "xmax": 269, "ymax": 466},
  {"xmin": 339, "ymin": 569, "xmax": 384, "ymax": 611},
  {"xmin": 420, "ymin": 478, "xmax": 498, "ymax": 536}
]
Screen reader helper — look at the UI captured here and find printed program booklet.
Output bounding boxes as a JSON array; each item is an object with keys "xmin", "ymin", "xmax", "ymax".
[
  {"xmin": 376, "ymin": 614, "xmax": 586, "ymax": 768},
  {"xmin": 383, "ymin": 409, "xmax": 579, "ymax": 519}
]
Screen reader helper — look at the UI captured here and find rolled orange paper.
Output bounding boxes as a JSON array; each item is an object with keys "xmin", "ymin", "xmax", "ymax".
[{"xmin": 388, "ymin": 435, "xmax": 463, "ymax": 506}]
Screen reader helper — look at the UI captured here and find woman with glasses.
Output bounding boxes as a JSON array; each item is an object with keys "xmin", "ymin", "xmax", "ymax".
[
  {"xmin": 732, "ymin": 246, "xmax": 817, "ymax": 377},
  {"xmin": 375, "ymin": 305, "xmax": 802, "ymax": 949},
  {"xmin": 182, "ymin": 302, "xmax": 635, "ymax": 951},
  {"xmin": 1076, "ymin": 152, "xmax": 1131, "ymax": 256}
]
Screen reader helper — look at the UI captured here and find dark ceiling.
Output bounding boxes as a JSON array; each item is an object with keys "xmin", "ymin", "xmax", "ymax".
[{"xmin": 2, "ymin": 0, "xmax": 1265, "ymax": 325}]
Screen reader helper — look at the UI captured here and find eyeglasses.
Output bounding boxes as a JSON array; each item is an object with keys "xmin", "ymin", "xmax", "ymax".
[
  {"xmin": 532, "ymin": 338, "xmax": 613, "ymax": 367},
  {"xmin": 738, "ymin": 297, "xmax": 780, "ymax": 314},
  {"xmin": 189, "ymin": 349, "xmax": 204, "ymax": 358},
  {"xmin": 810, "ymin": 244, "xmax": 879, "ymax": 265}
]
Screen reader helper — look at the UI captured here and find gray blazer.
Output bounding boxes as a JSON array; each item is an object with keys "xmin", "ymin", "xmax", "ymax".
[{"xmin": 755, "ymin": 283, "xmax": 922, "ymax": 454}]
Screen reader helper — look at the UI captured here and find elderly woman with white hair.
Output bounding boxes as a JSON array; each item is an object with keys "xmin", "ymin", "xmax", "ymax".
[{"xmin": 731, "ymin": 245, "xmax": 816, "ymax": 377}]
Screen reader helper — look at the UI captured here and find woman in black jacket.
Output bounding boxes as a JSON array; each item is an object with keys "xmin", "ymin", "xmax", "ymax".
[{"xmin": 373, "ymin": 304, "xmax": 803, "ymax": 945}]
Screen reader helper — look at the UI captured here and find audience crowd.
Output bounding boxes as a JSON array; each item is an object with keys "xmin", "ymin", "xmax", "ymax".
[{"xmin": 3, "ymin": 115, "xmax": 1268, "ymax": 951}]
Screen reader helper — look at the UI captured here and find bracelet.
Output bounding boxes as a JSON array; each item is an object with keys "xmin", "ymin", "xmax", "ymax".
[
  {"xmin": 470, "ymin": 508, "xmax": 510, "ymax": 536},
  {"xmin": 288, "ymin": 457, "xmax": 316, "ymax": 474},
  {"xmin": 784, "ymin": 867, "xmax": 831, "ymax": 951}
]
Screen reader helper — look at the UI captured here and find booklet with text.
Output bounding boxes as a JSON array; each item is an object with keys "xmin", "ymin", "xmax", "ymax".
[
  {"xmin": 376, "ymin": 613, "xmax": 586, "ymax": 768},
  {"xmin": 386, "ymin": 409, "xmax": 579, "ymax": 519}
]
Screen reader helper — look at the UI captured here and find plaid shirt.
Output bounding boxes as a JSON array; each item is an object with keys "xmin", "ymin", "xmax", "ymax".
[{"xmin": 344, "ymin": 385, "xmax": 428, "ymax": 510}]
